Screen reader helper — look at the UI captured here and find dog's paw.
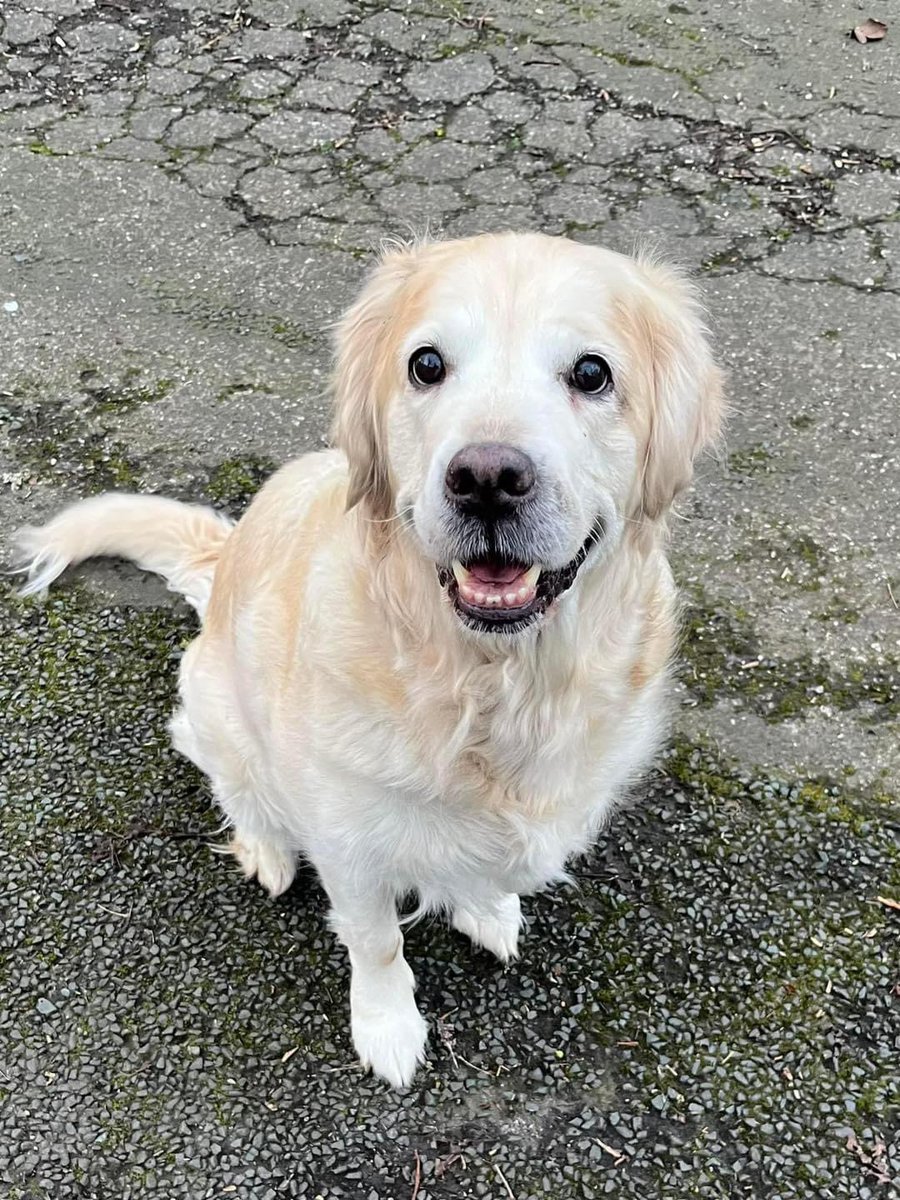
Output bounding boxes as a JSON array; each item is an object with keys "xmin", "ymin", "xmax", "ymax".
[
  {"xmin": 229, "ymin": 835, "xmax": 296, "ymax": 898},
  {"xmin": 452, "ymin": 892, "xmax": 522, "ymax": 962},
  {"xmin": 352, "ymin": 995, "xmax": 428, "ymax": 1088}
]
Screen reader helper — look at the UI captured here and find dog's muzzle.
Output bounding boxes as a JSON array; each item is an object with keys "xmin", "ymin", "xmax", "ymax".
[{"xmin": 436, "ymin": 518, "xmax": 605, "ymax": 634}]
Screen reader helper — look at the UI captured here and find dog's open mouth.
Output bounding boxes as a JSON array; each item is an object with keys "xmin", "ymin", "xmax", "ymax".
[{"xmin": 437, "ymin": 520, "xmax": 604, "ymax": 632}]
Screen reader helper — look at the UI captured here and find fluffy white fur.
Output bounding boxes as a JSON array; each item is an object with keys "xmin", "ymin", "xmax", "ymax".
[{"xmin": 13, "ymin": 233, "xmax": 722, "ymax": 1088}]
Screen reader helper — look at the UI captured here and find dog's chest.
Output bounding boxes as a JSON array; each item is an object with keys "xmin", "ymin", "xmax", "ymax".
[
  {"xmin": 391, "ymin": 646, "xmax": 666, "ymax": 894},
  {"xmin": 397, "ymin": 679, "xmax": 614, "ymax": 882},
  {"xmin": 394, "ymin": 721, "xmax": 607, "ymax": 898},
  {"xmin": 448, "ymin": 708, "xmax": 587, "ymax": 814},
  {"xmin": 425, "ymin": 662, "xmax": 611, "ymax": 807}
]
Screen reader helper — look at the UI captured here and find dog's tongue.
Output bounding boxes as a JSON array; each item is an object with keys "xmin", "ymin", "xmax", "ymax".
[{"xmin": 467, "ymin": 560, "xmax": 526, "ymax": 586}]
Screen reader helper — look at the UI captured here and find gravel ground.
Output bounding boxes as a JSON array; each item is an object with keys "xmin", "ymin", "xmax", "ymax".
[{"xmin": 1, "ymin": 0, "xmax": 898, "ymax": 1197}]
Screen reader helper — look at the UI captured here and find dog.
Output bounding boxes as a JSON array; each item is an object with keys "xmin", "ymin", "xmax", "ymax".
[{"xmin": 14, "ymin": 232, "xmax": 723, "ymax": 1087}]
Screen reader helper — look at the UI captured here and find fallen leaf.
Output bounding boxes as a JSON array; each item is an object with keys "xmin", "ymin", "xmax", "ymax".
[
  {"xmin": 847, "ymin": 1132, "xmax": 894, "ymax": 1185},
  {"xmin": 852, "ymin": 18, "xmax": 887, "ymax": 43},
  {"xmin": 876, "ymin": 895, "xmax": 900, "ymax": 910}
]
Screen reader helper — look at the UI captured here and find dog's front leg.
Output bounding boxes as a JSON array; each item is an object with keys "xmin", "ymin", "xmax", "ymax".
[{"xmin": 319, "ymin": 867, "xmax": 428, "ymax": 1088}]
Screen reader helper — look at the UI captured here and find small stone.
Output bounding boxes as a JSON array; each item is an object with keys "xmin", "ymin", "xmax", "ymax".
[
  {"xmin": 239, "ymin": 28, "xmax": 313, "ymax": 60},
  {"xmin": 44, "ymin": 116, "xmax": 125, "ymax": 153},
  {"xmin": 405, "ymin": 53, "xmax": 495, "ymax": 104},
  {"xmin": 252, "ymin": 109, "xmax": 353, "ymax": 152},
  {"xmin": 832, "ymin": 172, "xmax": 900, "ymax": 222},
  {"xmin": 66, "ymin": 21, "xmax": 136, "ymax": 56},
  {"xmin": 236, "ymin": 69, "xmax": 291, "ymax": 100},
  {"xmin": 3, "ymin": 11, "xmax": 55, "ymax": 44},
  {"xmin": 167, "ymin": 111, "xmax": 252, "ymax": 149}
]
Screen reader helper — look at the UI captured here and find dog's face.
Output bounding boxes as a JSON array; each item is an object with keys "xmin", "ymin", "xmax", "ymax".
[{"xmin": 332, "ymin": 233, "xmax": 722, "ymax": 637}]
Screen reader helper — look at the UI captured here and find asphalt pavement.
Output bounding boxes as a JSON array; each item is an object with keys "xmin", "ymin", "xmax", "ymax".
[{"xmin": 1, "ymin": 0, "xmax": 898, "ymax": 1196}]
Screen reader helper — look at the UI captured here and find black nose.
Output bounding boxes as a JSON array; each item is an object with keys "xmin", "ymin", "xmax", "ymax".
[{"xmin": 444, "ymin": 442, "xmax": 537, "ymax": 519}]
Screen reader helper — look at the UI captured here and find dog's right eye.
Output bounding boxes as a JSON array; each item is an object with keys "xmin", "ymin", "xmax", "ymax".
[
  {"xmin": 569, "ymin": 354, "xmax": 613, "ymax": 396},
  {"xmin": 409, "ymin": 347, "xmax": 446, "ymax": 387}
]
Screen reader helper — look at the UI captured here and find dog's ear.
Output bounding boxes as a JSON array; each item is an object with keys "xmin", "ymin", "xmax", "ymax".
[
  {"xmin": 625, "ymin": 258, "xmax": 724, "ymax": 522},
  {"xmin": 330, "ymin": 243, "xmax": 420, "ymax": 520}
]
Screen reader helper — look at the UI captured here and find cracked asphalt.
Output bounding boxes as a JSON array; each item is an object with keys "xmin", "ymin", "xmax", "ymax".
[{"xmin": 1, "ymin": 0, "xmax": 898, "ymax": 1197}]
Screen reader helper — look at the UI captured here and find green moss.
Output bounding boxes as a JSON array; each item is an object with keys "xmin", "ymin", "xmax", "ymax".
[
  {"xmin": 664, "ymin": 736, "xmax": 747, "ymax": 803},
  {"xmin": 81, "ymin": 446, "xmax": 141, "ymax": 489},
  {"xmin": 679, "ymin": 589, "xmax": 898, "ymax": 722},
  {"xmin": 728, "ymin": 444, "xmax": 773, "ymax": 475},
  {"xmin": 150, "ymin": 282, "xmax": 316, "ymax": 350},
  {"xmin": 816, "ymin": 598, "xmax": 861, "ymax": 625},
  {"xmin": 730, "ymin": 526, "xmax": 827, "ymax": 592},
  {"xmin": 666, "ymin": 734, "xmax": 899, "ymax": 859},
  {"xmin": 788, "ymin": 413, "xmax": 815, "ymax": 430},
  {"xmin": 2, "ymin": 368, "xmax": 177, "ymax": 491},
  {"xmin": 28, "ymin": 141, "xmax": 57, "ymax": 156},
  {"xmin": 216, "ymin": 381, "xmax": 276, "ymax": 403},
  {"xmin": 794, "ymin": 781, "xmax": 868, "ymax": 834},
  {"xmin": 206, "ymin": 455, "xmax": 277, "ymax": 510},
  {"xmin": 1, "ymin": 583, "xmax": 200, "ymax": 841},
  {"xmin": 701, "ymin": 248, "xmax": 742, "ymax": 272},
  {"xmin": 7, "ymin": 408, "xmax": 143, "ymax": 493},
  {"xmin": 80, "ymin": 370, "xmax": 175, "ymax": 413},
  {"xmin": 571, "ymin": 735, "xmax": 900, "ymax": 1150},
  {"xmin": 790, "ymin": 533, "xmax": 823, "ymax": 570},
  {"xmin": 595, "ymin": 45, "xmax": 707, "ymax": 87}
]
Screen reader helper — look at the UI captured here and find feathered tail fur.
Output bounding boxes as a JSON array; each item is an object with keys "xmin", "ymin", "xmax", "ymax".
[{"xmin": 12, "ymin": 493, "xmax": 234, "ymax": 618}]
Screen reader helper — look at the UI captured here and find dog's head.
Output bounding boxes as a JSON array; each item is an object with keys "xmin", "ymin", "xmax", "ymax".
[{"xmin": 331, "ymin": 233, "xmax": 722, "ymax": 637}]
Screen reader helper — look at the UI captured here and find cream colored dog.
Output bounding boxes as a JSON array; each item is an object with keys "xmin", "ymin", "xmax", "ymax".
[{"xmin": 15, "ymin": 232, "xmax": 722, "ymax": 1087}]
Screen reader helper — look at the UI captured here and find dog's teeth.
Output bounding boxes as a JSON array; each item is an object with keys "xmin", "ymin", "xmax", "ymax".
[{"xmin": 456, "ymin": 565, "xmax": 539, "ymax": 611}]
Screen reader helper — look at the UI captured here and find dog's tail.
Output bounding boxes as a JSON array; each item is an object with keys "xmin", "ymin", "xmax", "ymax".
[{"xmin": 12, "ymin": 493, "xmax": 235, "ymax": 618}]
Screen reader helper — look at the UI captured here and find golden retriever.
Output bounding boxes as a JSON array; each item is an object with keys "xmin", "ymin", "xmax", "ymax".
[{"xmin": 15, "ymin": 232, "xmax": 723, "ymax": 1087}]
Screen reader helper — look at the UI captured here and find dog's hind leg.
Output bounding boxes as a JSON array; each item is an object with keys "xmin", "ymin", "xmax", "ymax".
[{"xmin": 169, "ymin": 703, "xmax": 297, "ymax": 898}]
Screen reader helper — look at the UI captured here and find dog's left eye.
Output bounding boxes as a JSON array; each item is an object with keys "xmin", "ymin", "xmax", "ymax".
[
  {"xmin": 569, "ymin": 354, "xmax": 613, "ymax": 396},
  {"xmin": 409, "ymin": 347, "xmax": 446, "ymax": 387}
]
